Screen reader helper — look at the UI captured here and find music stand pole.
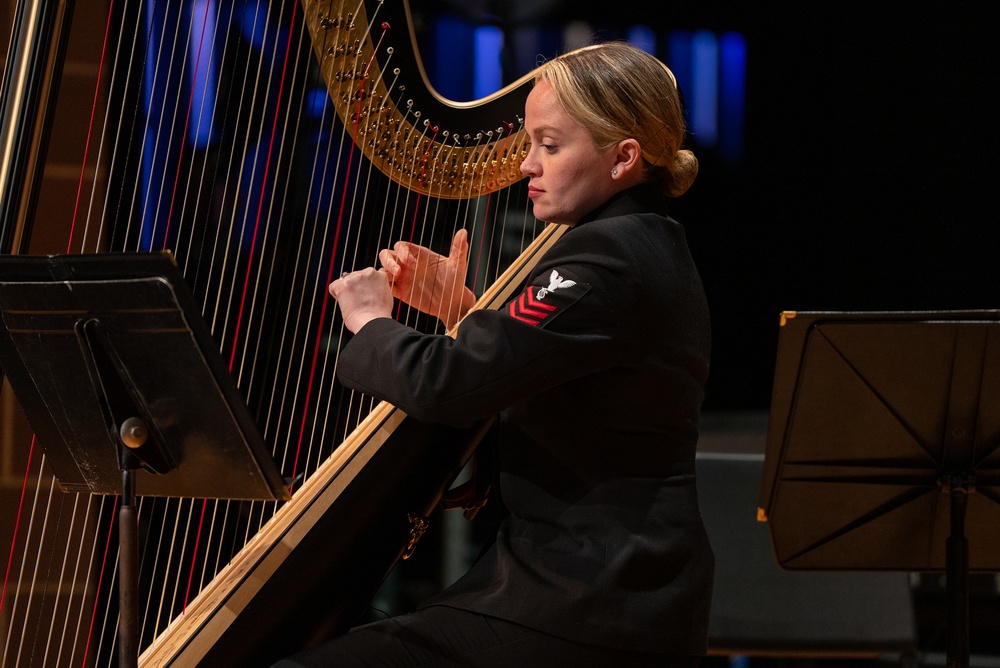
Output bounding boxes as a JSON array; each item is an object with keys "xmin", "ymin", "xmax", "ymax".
[
  {"xmin": 946, "ymin": 477, "xmax": 971, "ymax": 668},
  {"xmin": 119, "ymin": 457, "xmax": 139, "ymax": 668},
  {"xmin": 117, "ymin": 416, "xmax": 152, "ymax": 668}
]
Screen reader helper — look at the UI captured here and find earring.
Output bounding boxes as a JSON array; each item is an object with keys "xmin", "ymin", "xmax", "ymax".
[{"xmin": 611, "ymin": 168, "xmax": 618, "ymax": 177}]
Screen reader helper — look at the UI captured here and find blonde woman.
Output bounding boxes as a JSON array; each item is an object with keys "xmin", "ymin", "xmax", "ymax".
[{"xmin": 285, "ymin": 41, "xmax": 712, "ymax": 667}]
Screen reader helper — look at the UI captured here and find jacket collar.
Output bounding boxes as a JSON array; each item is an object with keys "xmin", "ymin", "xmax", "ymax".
[{"xmin": 573, "ymin": 183, "xmax": 670, "ymax": 228}]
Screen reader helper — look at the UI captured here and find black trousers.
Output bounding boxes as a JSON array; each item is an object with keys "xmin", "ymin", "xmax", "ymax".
[{"xmin": 271, "ymin": 605, "xmax": 701, "ymax": 667}]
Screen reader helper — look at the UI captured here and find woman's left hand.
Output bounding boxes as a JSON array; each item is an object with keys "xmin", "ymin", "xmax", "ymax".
[
  {"xmin": 379, "ymin": 229, "xmax": 476, "ymax": 329},
  {"xmin": 329, "ymin": 268, "xmax": 394, "ymax": 333}
]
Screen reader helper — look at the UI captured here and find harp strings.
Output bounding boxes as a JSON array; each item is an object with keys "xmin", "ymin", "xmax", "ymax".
[
  {"xmin": 181, "ymin": 0, "xmax": 312, "ymax": 613},
  {"xmin": 2, "ymin": 0, "xmax": 536, "ymax": 664},
  {"xmin": 1, "ymin": 2, "xmax": 310, "ymax": 662}
]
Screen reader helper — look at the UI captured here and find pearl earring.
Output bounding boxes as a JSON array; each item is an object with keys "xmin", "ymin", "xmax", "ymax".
[{"xmin": 611, "ymin": 168, "xmax": 618, "ymax": 177}]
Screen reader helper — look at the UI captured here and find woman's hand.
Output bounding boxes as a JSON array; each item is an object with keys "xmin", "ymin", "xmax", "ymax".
[
  {"xmin": 379, "ymin": 229, "xmax": 476, "ymax": 329},
  {"xmin": 329, "ymin": 268, "xmax": 394, "ymax": 333}
]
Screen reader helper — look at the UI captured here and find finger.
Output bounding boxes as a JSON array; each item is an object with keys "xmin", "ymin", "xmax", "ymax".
[
  {"xmin": 358, "ymin": 266, "xmax": 389, "ymax": 288},
  {"xmin": 329, "ymin": 277, "xmax": 343, "ymax": 298},
  {"xmin": 393, "ymin": 242, "xmax": 417, "ymax": 267},
  {"xmin": 450, "ymin": 229, "xmax": 468, "ymax": 258},
  {"xmin": 396, "ymin": 240, "xmax": 439, "ymax": 265},
  {"xmin": 330, "ymin": 268, "xmax": 357, "ymax": 297},
  {"xmin": 378, "ymin": 248, "xmax": 401, "ymax": 276}
]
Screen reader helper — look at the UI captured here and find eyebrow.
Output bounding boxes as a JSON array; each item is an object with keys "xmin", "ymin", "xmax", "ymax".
[{"xmin": 526, "ymin": 124, "xmax": 561, "ymax": 138}]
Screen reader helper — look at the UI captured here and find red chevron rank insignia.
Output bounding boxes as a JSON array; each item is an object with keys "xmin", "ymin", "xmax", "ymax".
[{"xmin": 507, "ymin": 269, "xmax": 589, "ymax": 327}]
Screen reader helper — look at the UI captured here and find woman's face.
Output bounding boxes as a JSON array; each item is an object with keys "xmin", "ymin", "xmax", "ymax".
[{"xmin": 520, "ymin": 81, "xmax": 617, "ymax": 226}]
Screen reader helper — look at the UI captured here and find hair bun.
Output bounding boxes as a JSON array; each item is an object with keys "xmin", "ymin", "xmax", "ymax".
[{"xmin": 666, "ymin": 150, "xmax": 698, "ymax": 197}]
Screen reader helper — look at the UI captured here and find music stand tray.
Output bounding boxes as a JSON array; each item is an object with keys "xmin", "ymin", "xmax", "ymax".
[
  {"xmin": 0, "ymin": 251, "xmax": 288, "ymax": 500},
  {"xmin": 0, "ymin": 251, "xmax": 289, "ymax": 666},
  {"xmin": 759, "ymin": 310, "xmax": 1000, "ymax": 667}
]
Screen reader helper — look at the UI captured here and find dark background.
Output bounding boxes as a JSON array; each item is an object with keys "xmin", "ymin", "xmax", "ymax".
[{"xmin": 417, "ymin": 1, "xmax": 999, "ymax": 412}]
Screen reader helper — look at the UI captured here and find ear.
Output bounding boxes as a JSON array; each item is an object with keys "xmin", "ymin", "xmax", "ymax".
[{"xmin": 610, "ymin": 138, "xmax": 643, "ymax": 182}]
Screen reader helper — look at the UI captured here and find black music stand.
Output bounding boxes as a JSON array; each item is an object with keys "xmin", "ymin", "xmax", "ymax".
[
  {"xmin": 759, "ymin": 310, "xmax": 1000, "ymax": 668},
  {"xmin": 0, "ymin": 252, "xmax": 289, "ymax": 668}
]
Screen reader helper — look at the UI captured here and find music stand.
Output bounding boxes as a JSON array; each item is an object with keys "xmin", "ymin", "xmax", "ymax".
[
  {"xmin": 759, "ymin": 310, "xmax": 1000, "ymax": 668},
  {"xmin": 0, "ymin": 252, "xmax": 289, "ymax": 668}
]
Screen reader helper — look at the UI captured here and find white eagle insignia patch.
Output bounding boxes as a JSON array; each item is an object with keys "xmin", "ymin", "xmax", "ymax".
[{"xmin": 536, "ymin": 270, "xmax": 576, "ymax": 300}]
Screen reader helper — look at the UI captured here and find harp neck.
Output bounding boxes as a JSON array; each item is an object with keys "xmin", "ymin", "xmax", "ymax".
[{"xmin": 303, "ymin": 0, "xmax": 534, "ymax": 200}]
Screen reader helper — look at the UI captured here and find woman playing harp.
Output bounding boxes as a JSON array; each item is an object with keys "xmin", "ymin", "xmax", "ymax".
[{"xmin": 283, "ymin": 41, "xmax": 714, "ymax": 666}]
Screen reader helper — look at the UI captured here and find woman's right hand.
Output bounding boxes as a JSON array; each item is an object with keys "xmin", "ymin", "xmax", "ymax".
[
  {"xmin": 379, "ymin": 229, "xmax": 476, "ymax": 329},
  {"xmin": 329, "ymin": 268, "xmax": 394, "ymax": 334}
]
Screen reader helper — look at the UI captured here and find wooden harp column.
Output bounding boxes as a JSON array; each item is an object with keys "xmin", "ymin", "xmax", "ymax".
[
  {"xmin": 0, "ymin": 1, "xmax": 562, "ymax": 666},
  {"xmin": 0, "ymin": 0, "xmax": 76, "ymax": 254}
]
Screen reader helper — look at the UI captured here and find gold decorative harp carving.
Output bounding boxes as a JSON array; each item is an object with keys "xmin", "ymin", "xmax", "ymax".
[
  {"xmin": 0, "ymin": 0, "xmax": 563, "ymax": 665},
  {"xmin": 302, "ymin": 0, "xmax": 531, "ymax": 200}
]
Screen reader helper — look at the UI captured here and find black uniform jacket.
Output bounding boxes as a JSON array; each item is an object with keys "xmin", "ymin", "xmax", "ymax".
[{"xmin": 337, "ymin": 184, "xmax": 714, "ymax": 655}]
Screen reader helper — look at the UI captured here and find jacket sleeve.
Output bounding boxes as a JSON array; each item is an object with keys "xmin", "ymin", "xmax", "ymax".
[
  {"xmin": 335, "ymin": 308, "xmax": 612, "ymax": 427},
  {"xmin": 335, "ymin": 222, "xmax": 642, "ymax": 427}
]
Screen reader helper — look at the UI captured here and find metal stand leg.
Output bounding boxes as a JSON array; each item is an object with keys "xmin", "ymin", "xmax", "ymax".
[
  {"xmin": 119, "ymin": 466, "xmax": 139, "ymax": 668},
  {"xmin": 945, "ymin": 482, "xmax": 970, "ymax": 668}
]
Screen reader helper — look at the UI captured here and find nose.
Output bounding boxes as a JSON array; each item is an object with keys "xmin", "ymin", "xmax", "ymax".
[{"xmin": 520, "ymin": 144, "xmax": 538, "ymax": 177}]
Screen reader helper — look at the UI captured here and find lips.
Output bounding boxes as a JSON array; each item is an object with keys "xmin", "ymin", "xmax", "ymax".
[{"xmin": 527, "ymin": 185, "xmax": 543, "ymax": 199}]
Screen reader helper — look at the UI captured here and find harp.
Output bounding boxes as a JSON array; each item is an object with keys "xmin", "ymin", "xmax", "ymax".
[{"xmin": 0, "ymin": 1, "xmax": 564, "ymax": 665}]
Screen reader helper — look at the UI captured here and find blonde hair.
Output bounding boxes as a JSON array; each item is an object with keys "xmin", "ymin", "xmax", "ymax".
[{"xmin": 535, "ymin": 42, "xmax": 698, "ymax": 197}]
